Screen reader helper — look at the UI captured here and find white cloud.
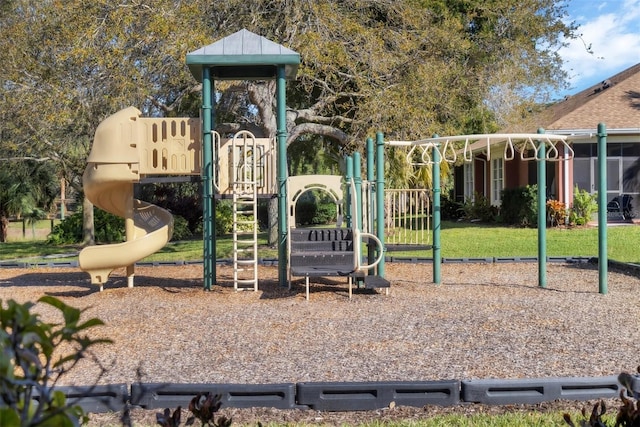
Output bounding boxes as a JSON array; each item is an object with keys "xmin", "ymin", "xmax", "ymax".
[{"xmin": 559, "ymin": 0, "xmax": 640, "ymax": 92}]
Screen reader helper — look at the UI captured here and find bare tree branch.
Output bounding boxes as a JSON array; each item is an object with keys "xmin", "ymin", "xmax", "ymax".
[
  {"xmin": 287, "ymin": 122, "xmax": 349, "ymax": 147},
  {"xmin": 0, "ymin": 157, "xmax": 52, "ymax": 162}
]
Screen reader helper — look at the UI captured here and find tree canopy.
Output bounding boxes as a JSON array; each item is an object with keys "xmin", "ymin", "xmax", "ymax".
[{"xmin": 0, "ymin": 0, "xmax": 578, "ymax": 197}]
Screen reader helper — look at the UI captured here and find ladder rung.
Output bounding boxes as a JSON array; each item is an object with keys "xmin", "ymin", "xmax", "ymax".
[
  {"xmin": 235, "ymin": 279, "xmax": 257, "ymax": 285},
  {"xmin": 234, "ymin": 232, "xmax": 256, "ymax": 236}
]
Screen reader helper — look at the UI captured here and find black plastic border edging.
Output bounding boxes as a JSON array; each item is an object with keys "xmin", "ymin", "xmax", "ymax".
[
  {"xmin": 34, "ymin": 384, "xmax": 128, "ymax": 413},
  {"xmin": 461, "ymin": 376, "xmax": 622, "ymax": 405},
  {"xmin": 45, "ymin": 375, "xmax": 639, "ymax": 414},
  {"xmin": 130, "ymin": 383, "xmax": 297, "ymax": 410},
  {"xmin": 296, "ymin": 380, "xmax": 460, "ymax": 411}
]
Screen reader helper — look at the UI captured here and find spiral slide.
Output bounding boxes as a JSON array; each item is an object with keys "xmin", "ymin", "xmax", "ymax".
[{"xmin": 79, "ymin": 107, "xmax": 174, "ymax": 288}]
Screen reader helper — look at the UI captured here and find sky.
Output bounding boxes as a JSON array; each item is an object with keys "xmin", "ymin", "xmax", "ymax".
[{"xmin": 556, "ymin": 0, "xmax": 640, "ymax": 99}]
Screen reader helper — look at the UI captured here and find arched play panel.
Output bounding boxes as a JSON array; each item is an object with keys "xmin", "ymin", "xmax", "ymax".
[{"xmin": 286, "ymin": 175, "xmax": 344, "ymax": 228}]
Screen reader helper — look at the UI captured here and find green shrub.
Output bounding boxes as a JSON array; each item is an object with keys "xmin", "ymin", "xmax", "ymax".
[
  {"xmin": 571, "ymin": 186, "xmax": 598, "ymax": 226},
  {"xmin": 501, "ymin": 185, "xmax": 538, "ymax": 226},
  {"xmin": 171, "ymin": 215, "xmax": 193, "ymax": 241},
  {"xmin": 314, "ymin": 201, "xmax": 337, "ymax": 224},
  {"xmin": 215, "ymin": 200, "xmax": 234, "ymax": 236},
  {"xmin": 0, "ymin": 296, "xmax": 111, "ymax": 426},
  {"xmin": 47, "ymin": 209, "xmax": 125, "ymax": 244},
  {"xmin": 441, "ymin": 194, "xmax": 463, "ymax": 221},
  {"xmin": 295, "ymin": 200, "xmax": 337, "ymax": 226},
  {"xmin": 459, "ymin": 192, "xmax": 499, "ymax": 223},
  {"xmin": 137, "ymin": 182, "xmax": 202, "ymax": 234}
]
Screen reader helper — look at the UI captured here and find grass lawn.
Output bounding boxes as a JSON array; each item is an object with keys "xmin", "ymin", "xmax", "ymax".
[
  {"xmin": 3, "ymin": 220, "xmax": 640, "ymax": 263},
  {"xmin": 5, "ymin": 218, "xmax": 59, "ymax": 241},
  {"xmin": 439, "ymin": 221, "xmax": 640, "ymax": 262}
]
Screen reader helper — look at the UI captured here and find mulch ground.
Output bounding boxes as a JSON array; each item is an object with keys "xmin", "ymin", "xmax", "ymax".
[{"xmin": 1, "ymin": 261, "xmax": 638, "ymax": 426}]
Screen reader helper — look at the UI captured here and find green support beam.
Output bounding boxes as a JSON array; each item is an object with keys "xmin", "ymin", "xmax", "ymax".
[
  {"xmin": 345, "ymin": 155, "xmax": 353, "ymax": 228},
  {"xmin": 375, "ymin": 132, "xmax": 385, "ymax": 278},
  {"xmin": 366, "ymin": 138, "xmax": 375, "ymax": 269},
  {"xmin": 597, "ymin": 123, "xmax": 608, "ymax": 294},
  {"xmin": 537, "ymin": 128, "xmax": 547, "ymax": 289},
  {"xmin": 276, "ymin": 65, "xmax": 289, "ymax": 288},
  {"xmin": 432, "ymin": 140, "xmax": 441, "ymax": 285},
  {"xmin": 202, "ymin": 67, "xmax": 215, "ymax": 291},
  {"xmin": 354, "ymin": 152, "xmax": 362, "ymax": 230}
]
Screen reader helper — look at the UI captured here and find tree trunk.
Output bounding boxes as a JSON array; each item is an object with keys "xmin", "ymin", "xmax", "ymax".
[
  {"xmin": 0, "ymin": 215, "xmax": 8, "ymax": 243},
  {"xmin": 267, "ymin": 196, "xmax": 278, "ymax": 246},
  {"xmin": 82, "ymin": 197, "xmax": 95, "ymax": 246}
]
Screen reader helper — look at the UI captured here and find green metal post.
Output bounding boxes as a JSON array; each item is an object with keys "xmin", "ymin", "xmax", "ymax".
[
  {"xmin": 354, "ymin": 153, "xmax": 363, "ymax": 230},
  {"xmin": 597, "ymin": 123, "xmax": 608, "ymax": 294},
  {"xmin": 276, "ymin": 65, "xmax": 288, "ymax": 288},
  {"xmin": 375, "ymin": 132, "xmax": 385, "ymax": 277},
  {"xmin": 366, "ymin": 138, "xmax": 375, "ymax": 269},
  {"xmin": 345, "ymin": 155, "xmax": 353, "ymax": 228},
  {"xmin": 202, "ymin": 67, "xmax": 215, "ymax": 291},
  {"xmin": 366, "ymin": 138, "xmax": 374, "ymax": 182},
  {"xmin": 432, "ymin": 139, "xmax": 441, "ymax": 284},
  {"xmin": 537, "ymin": 128, "xmax": 547, "ymax": 289}
]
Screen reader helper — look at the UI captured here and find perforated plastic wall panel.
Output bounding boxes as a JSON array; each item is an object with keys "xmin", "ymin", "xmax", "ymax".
[
  {"xmin": 130, "ymin": 383, "xmax": 296, "ymax": 409},
  {"xmin": 296, "ymin": 381, "xmax": 460, "ymax": 411},
  {"xmin": 461, "ymin": 376, "xmax": 621, "ymax": 405}
]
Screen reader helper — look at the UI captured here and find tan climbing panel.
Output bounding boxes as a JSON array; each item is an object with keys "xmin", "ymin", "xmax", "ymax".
[{"xmin": 137, "ymin": 117, "xmax": 202, "ymax": 175}]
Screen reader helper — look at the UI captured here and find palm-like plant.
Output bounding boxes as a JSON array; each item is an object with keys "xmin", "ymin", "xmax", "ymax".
[{"xmin": 0, "ymin": 161, "xmax": 58, "ymax": 242}]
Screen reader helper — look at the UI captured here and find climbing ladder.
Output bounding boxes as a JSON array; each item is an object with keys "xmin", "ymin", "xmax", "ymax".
[{"xmin": 231, "ymin": 131, "xmax": 259, "ymax": 291}]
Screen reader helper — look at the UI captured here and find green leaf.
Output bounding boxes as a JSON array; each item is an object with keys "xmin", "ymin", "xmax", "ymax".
[
  {"xmin": 76, "ymin": 318, "xmax": 106, "ymax": 331},
  {"xmin": 38, "ymin": 296, "xmax": 81, "ymax": 326},
  {"xmin": 0, "ymin": 408, "xmax": 21, "ymax": 427}
]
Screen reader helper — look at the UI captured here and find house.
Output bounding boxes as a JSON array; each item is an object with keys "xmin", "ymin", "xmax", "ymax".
[{"xmin": 454, "ymin": 62, "xmax": 640, "ymax": 216}]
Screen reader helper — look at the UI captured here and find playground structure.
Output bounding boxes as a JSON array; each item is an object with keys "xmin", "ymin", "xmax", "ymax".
[
  {"xmin": 77, "ymin": 107, "xmax": 276, "ymax": 291},
  {"xmin": 78, "ymin": 107, "xmax": 394, "ymax": 298},
  {"xmin": 79, "ymin": 29, "xmax": 400, "ymax": 298},
  {"xmin": 79, "ymin": 29, "xmax": 611, "ymax": 296},
  {"xmin": 78, "ymin": 106, "xmax": 610, "ymax": 296}
]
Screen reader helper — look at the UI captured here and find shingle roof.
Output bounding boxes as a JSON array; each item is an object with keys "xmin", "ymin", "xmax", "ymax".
[
  {"xmin": 186, "ymin": 29, "xmax": 300, "ymax": 82},
  {"xmin": 540, "ymin": 63, "xmax": 640, "ymax": 131}
]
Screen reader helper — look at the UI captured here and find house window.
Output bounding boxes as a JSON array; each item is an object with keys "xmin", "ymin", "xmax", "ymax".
[
  {"xmin": 491, "ymin": 157, "xmax": 503, "ymax": 204},
  {"xmin": 463, "ymin": 162, "xmax": 474, "ymax": 200}
]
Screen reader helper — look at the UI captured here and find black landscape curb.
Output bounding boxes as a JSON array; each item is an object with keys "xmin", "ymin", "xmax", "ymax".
[{"xmin": 47, "ymin": 375, "xmax": 639, "ymax": 414}]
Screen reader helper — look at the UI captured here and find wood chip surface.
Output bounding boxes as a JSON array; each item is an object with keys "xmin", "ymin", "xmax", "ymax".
[{"xmin": 1, "ymin": 261, "xmax": 638, "ymax": 425}]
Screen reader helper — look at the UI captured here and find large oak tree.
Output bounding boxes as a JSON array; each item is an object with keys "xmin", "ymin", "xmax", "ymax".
[{"xmin": 0, "ymin": 0, "xmax": 577, "ymax": 241}]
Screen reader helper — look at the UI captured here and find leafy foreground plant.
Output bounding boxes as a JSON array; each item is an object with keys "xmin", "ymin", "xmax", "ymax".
[
  {"xmin": 0, "ymin": 296, "xmax": 112, "ymax": 426},
  {"xmin": 156, "ymin": 392, "xmax": 232, "ymax": 427},
  {"xmin": 564, "ymin": 368, "xmax": 640, "ymax": 426}
]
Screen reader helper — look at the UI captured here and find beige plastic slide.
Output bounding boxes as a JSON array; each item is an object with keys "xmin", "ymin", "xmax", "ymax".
[{"xmin": 79, "ymin": 107, "xmax": 174, "ymax": 288}]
